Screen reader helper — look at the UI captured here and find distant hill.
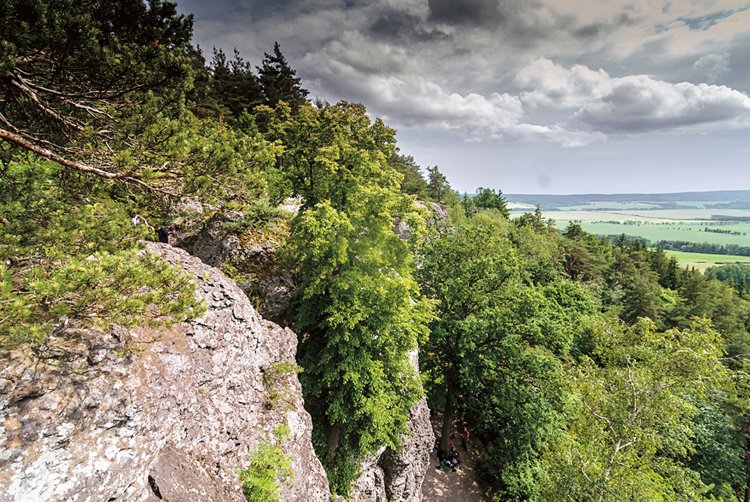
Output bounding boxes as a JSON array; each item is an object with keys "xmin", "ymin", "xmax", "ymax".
[{"xmin": 504, "ymin": 190, "xmax": 750, "ymax": 210}]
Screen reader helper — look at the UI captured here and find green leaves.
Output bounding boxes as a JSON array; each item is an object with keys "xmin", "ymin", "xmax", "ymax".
[
  {"xmin": 282, "ymin": 103, "xmax": 433, "ymax": 495},
  {"xmin": 541, "ymin": 319, "xmax": 729, "ymax": 501},
  {"xmin": 237, "ymin": 426, "xmax": 295, "ymax": 502},
  {"xmin": 0, "ymin": 158, "xmax": 203, "ymax": 350},
  {"xmin": 289, "ymin": 192, "xmax": 432, "ymax": 493}
]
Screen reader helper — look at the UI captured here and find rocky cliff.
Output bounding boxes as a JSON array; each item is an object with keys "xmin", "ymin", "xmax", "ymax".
[
  {"xmin": 0, "ymin": 243, "xmax": 328, "ymax": 501},
  {"xmin": 177, "ymin": 209, "xmax": 295, "ymax": 325},
  {"xmin": 349, "ymin": 350, "xmax": 435, "ymax": 502}
]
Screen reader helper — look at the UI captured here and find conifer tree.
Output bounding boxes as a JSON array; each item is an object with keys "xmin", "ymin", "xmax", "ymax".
[
  {"xmin": 209, "ymin": 48, "xmax": 264, "ymax": 120},
  {"xmin": 473, "ymin": 187, "xmax": 510, "ymax": 218},
  {"xmin": 0, "ymin": 0, "xmax": 195, "ymax": 188},
  {"xmin": 257, "ymin": 42, "xmax": 309, "ymax": 112}
]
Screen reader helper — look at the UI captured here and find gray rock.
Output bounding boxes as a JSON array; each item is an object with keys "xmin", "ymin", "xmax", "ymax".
[
  {"xmin": 350, "ymin": 349, "xmax": 435, "ymax": 502},
  {"xmin": 178, "ymin": 212, "xmax": 294, "ymax": 325},
  {"xmin": 395, "ymin": 201, "xmax": 449, "ymax": 240},
  {"xmin": 350, "ymin": 450, "xmax": 387, "ymax": 502},
  {"xmin": 0, "ymin": 243, "xmax": 329, "ymax": 502}
]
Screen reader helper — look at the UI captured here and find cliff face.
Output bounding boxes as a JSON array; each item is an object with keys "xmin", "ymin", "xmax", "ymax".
[
  {"xmin": 0, "ymin": 243, "xmax": 328, "ymax": 501},
  {"xmin": 182, "ymin": 213, "xmax": 437, "ymax": 502},
  {"xmin": 177, "ymin": 210, "xmax": 294, "ymax": 325},
  {"xmin": 349, "ymin": 350, "xmax": 435, "ymax": 502}
]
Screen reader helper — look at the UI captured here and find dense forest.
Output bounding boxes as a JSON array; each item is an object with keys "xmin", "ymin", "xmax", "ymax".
[{"xmin": 2, "ymin": 2, "xmax": 750, "ymax": 501}]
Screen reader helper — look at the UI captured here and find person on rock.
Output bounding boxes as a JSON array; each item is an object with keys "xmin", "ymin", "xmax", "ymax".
[{"xmin": 155, "ymin": 224, "xmax": 171, "ymax": 244}]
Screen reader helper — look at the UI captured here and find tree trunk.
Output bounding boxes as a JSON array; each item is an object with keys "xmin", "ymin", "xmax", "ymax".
[
  {"xmin": 326, "ymin": 423, "xmax": 342, "ymax": 465},
  {"xmin": 439, "ymin": 393, "xmax": 454, "ymax": 454}
]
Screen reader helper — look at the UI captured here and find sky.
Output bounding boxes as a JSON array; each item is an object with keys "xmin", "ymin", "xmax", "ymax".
[{"xmin": 176, "ymin": 0, "xmax": 750, "ymax": 194}]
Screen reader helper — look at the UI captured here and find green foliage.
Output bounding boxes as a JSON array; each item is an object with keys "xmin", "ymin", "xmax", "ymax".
[
  {"xmin": 561, "ymin": 224, "xmax": 610, "ymax": 281},
  {"xmin": 471, "ymin": 187, "xmax": 510, "ymax": 218},
  {"xmin": 0, "ymin": 157, "xmax": 203, "ymax": 349},
  {"xmin": 237, "ymin": 426, "xmax": 295, "ymax": 502},
  {"xmin": 688, "ymin": 398, "xmax": 745, "ymax": 499},
  {"xmin": 261, "ymin": 101, "xmax": 401, "ymax": 209},
  {"xmin": 707, "ymin": 263, "xmax": 750, "ymax": 297},
  {"xmin": 222, "ymin": 199, "xmax": 287, "ymax": 234},
  {"xmin": 257, "ymin": 42, "xmax": 309, "ymax": 113},
  {"xmin": 288, "ymin": 195, "xmax": 433, "ymax": 494},
  {"xmin": 282, "ymin": 102, "xmax": 433, "ymax": 495},
  {"xmin": 511, "ymin": 215, "xmax": 563, "ymax": 284},
  {"xmin": 418, "ymin": 218, "xmax": 518, "ymax": 449},
  {"xmin": 387, "ymin": 152, "xmax": 429, "ymax": 198},
  {"xmin": 263, "ymin": 361, "xmax": 303, "ymax": 411},
  {"xmin": 6, "ymin": 7, "xmax": 750, "ymax": 501},
  {"xmin": 208, "ymin": 48, "xmax": 264, "ymax": 120},
  {"xmin": 425, "ymin": 165, "xmax": 458, "ymax": 205},
  {"xmin": 541, "ymin": 319, "xmax": 729, "ymax": 501},
  {"xmin": 0, "ymin": 0, "xmax": 195, "ymax": 179},
  {"xmin": 460, "ymin": 281, "xmax": 597, "ymax": 499}
]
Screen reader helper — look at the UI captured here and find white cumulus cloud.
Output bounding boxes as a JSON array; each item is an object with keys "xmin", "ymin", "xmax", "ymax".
[{"xmin": 515, "ymin": 58, "xmax": 750, "ymax": 134}]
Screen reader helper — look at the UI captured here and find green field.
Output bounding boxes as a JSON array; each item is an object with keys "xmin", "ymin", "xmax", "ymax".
[
  {"xmin": 507, "ymin": 208, "xmax": 750, "ymax": 247},
  {"xmin": 663, "ymin": 250, "xmax": 750, "ymax": 271},
  {"xmin": 508, "ymin": 191, "xmax": 750, "ymax": 271},
  {"xmin": 552, "ymin": 220, "xmax": 750, "ymax": 247}
]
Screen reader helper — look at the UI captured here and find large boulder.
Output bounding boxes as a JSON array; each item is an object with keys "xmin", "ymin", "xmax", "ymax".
[{"xmin": 0, "ymin": 243, "xmax": 329, "ymax": 501}]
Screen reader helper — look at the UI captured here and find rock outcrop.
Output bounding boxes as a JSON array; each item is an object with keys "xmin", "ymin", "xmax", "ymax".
[
  {"xmin": 349, "ymin": 350, "xmax": 435, "ymax": 502},
  {"xmin": 178, "ymin": 211, "xmax": 294, "ymax": 325},
  {"xmin": 0, "ymin": 243, "xmax": 329, "ymax": 501}
]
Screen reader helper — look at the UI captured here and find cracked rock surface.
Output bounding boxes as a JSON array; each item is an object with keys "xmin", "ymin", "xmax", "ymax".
[
  {"xmin": 0, "ymin": 243, "xmax": 329, "ymax": 502},
  {"xmin": 349, "ymin": 349, "xmax": 435, "ymax": 502}
]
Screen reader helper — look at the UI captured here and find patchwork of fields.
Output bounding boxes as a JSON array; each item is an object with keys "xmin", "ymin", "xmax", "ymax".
[
  {"xmin": 507, "ymin": 191, "xmax": 750, "ymax": 270},
  {"xmin": 662, "ymin": 250, "xmax": 750, "ymax": 272}
]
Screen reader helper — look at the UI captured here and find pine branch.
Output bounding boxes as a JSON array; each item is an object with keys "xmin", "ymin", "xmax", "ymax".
[{"xmin": 0, "ymin": 127, "xmax": 177, "ymax": 197}]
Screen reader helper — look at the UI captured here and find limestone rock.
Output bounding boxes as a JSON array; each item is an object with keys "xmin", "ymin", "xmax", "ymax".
[
  {"xmin": 395, "ymin": 201, "xmax": 449, "ymax": 240},
  {"xmin": 416, "ymin": 201, "xmax": 448, "ymax": 223},
  {"xmin": 0, "ymin": 243, "xmax": 329, "ymax": 502},
  {"xmin": 178, "ymin": 212, "xmax": 294, "ymax": 325},
  {"xmin": 381, "ymin": 397, "xmax": 434, "ymax": 501},
  {"xmin": 349, "ymin": 349, "xmax": 435, "ymax": 502}
]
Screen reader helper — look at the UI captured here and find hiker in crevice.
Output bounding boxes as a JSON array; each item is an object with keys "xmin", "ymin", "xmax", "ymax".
[{"xmin": 155, "ymin": 224, "xmax": 171, "ymax": 245}]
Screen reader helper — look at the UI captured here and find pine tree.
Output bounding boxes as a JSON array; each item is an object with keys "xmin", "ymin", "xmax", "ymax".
[
  {"xmin": 257, "ymin": 42, "xmax": 309, "ymax": 112},
  {"xmin": 473, "ymin": 187, "xmax": 510, "ymax": 218},
  {"xmin": 0, "ymin": 0, "xmax": 195, "ymax": 188},
  {"xmin": 210, "ymin": 48, "xmax": 264, "ymax": 120}
]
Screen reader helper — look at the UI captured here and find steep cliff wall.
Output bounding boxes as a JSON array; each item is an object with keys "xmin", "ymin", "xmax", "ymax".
[
  {"xmin": 177, "ymin": 210, "xmax": 294, "ymax": 325},
  {"xmin": 0, "ymin": 243, "xmax": 329, "ymax": 501},
  {"xmin": 349, "ymin": 350, "xmax": 435, "ymax": 502}
]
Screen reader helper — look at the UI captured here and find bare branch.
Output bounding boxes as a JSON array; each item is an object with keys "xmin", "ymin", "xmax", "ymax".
[
  {"xmin": 10, "ymin": 76, "xmax": 85, "ymax": 131},
  {"xmin": 0, "ymin": 126, "xmax": 176, "ymax": 197}
]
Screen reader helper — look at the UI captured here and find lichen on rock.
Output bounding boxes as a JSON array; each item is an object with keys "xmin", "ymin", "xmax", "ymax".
[{"xmin": 0, "ymin": 243, "xmax": 328, "ymax": 501}]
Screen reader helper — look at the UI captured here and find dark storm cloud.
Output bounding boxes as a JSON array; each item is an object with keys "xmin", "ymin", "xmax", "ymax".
[
  {"xmin": 178, "ymin": 0, "xmax": 291, "ymax": 20},
  {"xmin": 367, "ymin": 10, "xmax": 449, "ymax": 43},
  {"xmin": 425, "ymin": 0, "xmax": 562, "ymax": 48},
  {"xmin": 573, "ymin": 24, "xmax": 602, "ymax": 38},
  {"xmin": 427, "ymin": 0, "xmax": 507, "ymax": 28},
  {"xmin": 572, "ymin": 13, "xmax": 638, "ymax": 40},
  {"xmin": 180, "ymin": 0, "xmax": 750, "ymax": 148}
]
